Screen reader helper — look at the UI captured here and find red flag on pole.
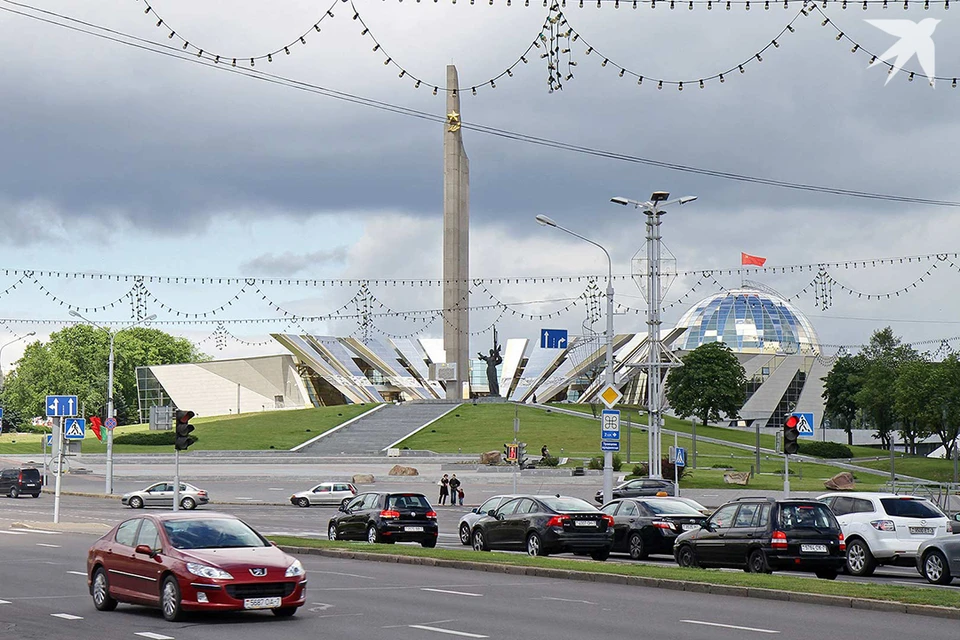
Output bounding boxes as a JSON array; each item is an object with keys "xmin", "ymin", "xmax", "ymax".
[
  {"xmin": 741, "ymin": 252, "xmax": 767, "ymax": 267},
  {"xmin": 89, "ymin": 416, "xmax": 103, "ymax": 442}
]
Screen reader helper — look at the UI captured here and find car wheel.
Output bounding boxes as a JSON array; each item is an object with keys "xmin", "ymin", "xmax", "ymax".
[
  {"xmin": 628, "ymin": 532, "xmax": 648, "ymax": 560},
  {"xmin": 747, "ymin": 549, "xmax": 771, "ymax": 574},
  {"xmin": 91, "ymin": 567, "xmax": 118, "ymax": 612},
  {"xmin": 590, "ymin": 547, "xmax": 611, "ymax": 561},
  {"xmin": 160, "ymin": 575, "xmax": 184, "ymax": 622},
  {"xmin": 922, "ymin": 549, "xmax": 953, "ymax": 585},
  {"xmin": 180, "ymin": 497, "xmax": 196, "ymax": 510},
  {"xmin": 296, "ymin": 497, "xmax": 310, "ymax": 508},
  {"xmin": 32, "ymin": 493, "xmax": 40, "ymax": 498},
  {"xmin": 472, "ymin": 529, "xmax": 489, "ymax": 552},
  {"xmin": 526, "ymin": 532, "xmax": 546, "ymax": 557},
  {"xmin": 129, "ymin": 496, "xmax": 144, "ymax": 509},
  {"xmin": 676, "ymin": 545, "xmax": 698, "ymax": 568},
  {"xmin": 845, "ymin": 539, "xmax": 877, "ymax": 577},
  {"xmin": 272, "ymin": 606, "xmax": 298, "ymax": 617},
  {"xmin": 815, "ymin": 569, "xmax": 839, "ymax": 580},
  {"xmin": 459, "ymin": 523, "xmax": 471, "ymax": 545},
  {"xmin": 10, "ymin": 487, "xmax": 19, "ymax": 499},
  {"xmin": 421, "ymin": 538, "xmax": 437, "ymax": 548},
  {"xmin": 367, "ymin": 525, "xmax": 380, "ymax": 544}
]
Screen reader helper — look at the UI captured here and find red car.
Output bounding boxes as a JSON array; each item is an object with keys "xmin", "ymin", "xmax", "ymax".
[{"xmin": 86, "ymin": 512, "xmax": 307, "ymax": 621}]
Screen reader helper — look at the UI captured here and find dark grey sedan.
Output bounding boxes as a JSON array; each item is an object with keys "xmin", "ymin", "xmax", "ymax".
[
  {"xmin": 916, "ymin": 527, "xmax": 960, "ymax": 584},
  {"xmin": 594, "ymin": 478, "xmax": 676, "ymax": 504}
]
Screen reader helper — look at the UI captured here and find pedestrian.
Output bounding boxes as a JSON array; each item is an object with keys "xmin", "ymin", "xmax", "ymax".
[
  {"xmin": 457, "ymin": 486, "xmax": 465, "ymax": 506},
  {"xmin": 448, "ymin": 474, "xmax": 461, "ymax": 505},
  {"xmin": 438, "ymin": 473, "xmax": 449, "ymax": 505}
]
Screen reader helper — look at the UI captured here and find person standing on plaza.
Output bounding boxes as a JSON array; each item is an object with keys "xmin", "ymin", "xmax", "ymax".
[
  {"xmin": 438, "ymin": 474, "xmax": 450, "ymax": 505},
  {"xmin": 448, "ymin": 474, "xmax": 461, "ymax": 506}
]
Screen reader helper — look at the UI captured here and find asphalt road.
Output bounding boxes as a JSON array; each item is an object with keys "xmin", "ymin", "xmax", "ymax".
[{"xmin": 2, "ymin": 532, "xmax": 958, "ymax": 640}]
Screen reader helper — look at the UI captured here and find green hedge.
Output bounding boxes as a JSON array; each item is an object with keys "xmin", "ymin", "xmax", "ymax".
[
  {"xmin": 112, "ymin": 430, "xmax": 195, "ymax": 446},
  {"xmin": 589, "ymin": 454, "xmax": 623, "ymax": 471},
  {"xmin": 797, "ymin": 441, "xmax": 852, "ymax": 459}
]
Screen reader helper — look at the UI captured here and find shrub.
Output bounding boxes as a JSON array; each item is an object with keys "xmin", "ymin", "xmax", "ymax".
[
  {"xmin": 612, "ymin": 454, "xmax": 623, "ymax": 471},
  {"xmin": 660, "ymin": 458, "xmax": 690, "ymax": 481},
  {"xmin": 632, "ymin": 463, "xmax": 649, "ymax": 477},
  {"xmin": 540, "ymin": 455, "xmax": 560, "ymax": 467},
  {"xmin": 587, "ymin": 456, "xmax": 603, "ymax": 470},
  {"xmin": 797, "ymin": 441, "xmax": 853, "ymax": 458},
  {"xmin": 112, "ymin": 430, "xmax": 197, "ymax": 446}
]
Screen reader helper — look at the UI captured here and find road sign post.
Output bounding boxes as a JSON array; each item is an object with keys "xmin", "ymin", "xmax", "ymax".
[{"xmin": 53, "ymin": 417, "xmax": 63, "ymax": 523}]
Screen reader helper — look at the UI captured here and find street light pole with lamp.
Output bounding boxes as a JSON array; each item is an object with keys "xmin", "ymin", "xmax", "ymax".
[
  {"xmin": 536, "ymin": 214, "xmax": 617, "ymax": 505},
  {"xmin": 0, "ymin": 332, "xmax": 37, "ymax": 391},
  {"xmin": 611, "ymin": 192, "xmax": 697, "ymax": 479},
  {"xmin": 68, "ymin": 311, "xmax": 157, "ymax": 494}
]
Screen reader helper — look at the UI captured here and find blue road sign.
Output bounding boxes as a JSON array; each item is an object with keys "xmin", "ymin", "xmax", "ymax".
[
  {"xmin": 45, "ymin": 434, "xmax": 53, "ymax": 447},
  {"xmin": 64, "ymin": 418, "xmax": 86, "ymax": 440},
  {"xmin": 0, "ymin": 407, "xmax": 3, "ymax": 420},
  {"xmin": 46, "ymin": 395, "xmax": 79, "ymax": 417},
  {"xmin": 601, "ymin": 440, "xmax": 620, "ymax": 452},
  {"xmin": 792, "ymin": 412, "xmax": 816, "ymax": 438},
  {"xmin": 601, "ymin": 409, "xmax": 621, "ymax": 440},
  {"xmin": 540, "ymin": 329, "xmax": 568, "ymax": 349},
  {"xmin": 675, "ymin": 447, "xmax": 687, "ymax": 467}
]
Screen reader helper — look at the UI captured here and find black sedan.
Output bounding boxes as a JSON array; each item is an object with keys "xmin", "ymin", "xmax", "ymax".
[
  {"xmin": 599, "ymin": 497, "xmax": 707, "ymax": 560},
  {"xmin": 327, "ymin": 492, "xmax": 438, "ymax": 547},
  {"xmin": 594, "ymin": 478, "xmax": 676, "ymax": 504},
  {"xmin": 471, "ymin": 495, "xmax": 614, "ymax": 560}
]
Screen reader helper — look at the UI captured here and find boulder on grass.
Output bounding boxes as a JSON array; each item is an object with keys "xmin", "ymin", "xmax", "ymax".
[
  {"xmin": 388, "ymin": 465, "xmax": 419, "ymax": 477},
  {"xmin": 352, "ymin": 474, "xmax": 375, "ymax": 484},
  {"xmin": 824, "ymin": 472, "xmax": 856, "ymax": 491},
  {"xmin": 479, "ymin": 451, "xmax": 501, "ymax": 465},
  {"xmin": 723, "ymin": 471, "xmax": 751, "ymax": 485}
]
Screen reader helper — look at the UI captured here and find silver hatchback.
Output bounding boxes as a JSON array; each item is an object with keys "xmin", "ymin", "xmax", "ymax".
[
  {"xmin": 290, "ymin": 482, "xmax": 358, "ymax": 508},
  {"xmin": 121, "ymin": 482, "xmax": 209, "ymax": 510}
]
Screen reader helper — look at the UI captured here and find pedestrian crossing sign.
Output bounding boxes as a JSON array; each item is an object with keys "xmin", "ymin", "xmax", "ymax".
[
  {"xmin": 64, "ymin": 418, "xmax": 86, "ymax": 440},
  {"xmin": 791, "ymin": 412, "xmax": 816, "ymax": 438}
]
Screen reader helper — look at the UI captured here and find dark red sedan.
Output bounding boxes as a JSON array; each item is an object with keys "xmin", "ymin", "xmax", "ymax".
[{"xmin": 86, "ymin": 512, "xmax": 306, "ymax": 621}]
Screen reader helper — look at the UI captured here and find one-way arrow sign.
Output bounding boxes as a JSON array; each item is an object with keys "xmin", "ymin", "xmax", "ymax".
[{"xmin": 46, "ymin": 395, "xmax": 79, "ymax": 417}]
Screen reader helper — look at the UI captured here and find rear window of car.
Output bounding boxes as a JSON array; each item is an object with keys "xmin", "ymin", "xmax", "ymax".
[
  {"xmin": 540, "ymin": 497, "xmax": 597, "ymax": 513},
  {"xmin": 163, "ymin": 518, "xmax": 269, "ymax": 549},
  {"xmin": 387, "ymin": 494, "xmax": 431, "ymax": 510},
  {"xmin": 19, "ymin": 468, "xmax": 41, "ymax": 481},
  {"xmin": 642, "ymin": 500, "xmax": 703, "ymax": 516},
  {"xmin": 880, "ymin": 498, "xmax": 944, "ymax": 519},
  {"xmin": 778, "ymin": 504, "xmax": 839, "ymax": 531}
]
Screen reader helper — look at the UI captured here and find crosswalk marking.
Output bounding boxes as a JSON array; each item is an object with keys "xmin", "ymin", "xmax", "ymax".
[
  {"xmin": 51, "ymin": 613, "xmax": 83, "ymax": 620},
  {"xmin": 135, "ymin": 633, "xmax": 175, "ymax": 640},
  {"xmin": 36, "ymin": 543, "xmax": 61, "ymax": 548}
]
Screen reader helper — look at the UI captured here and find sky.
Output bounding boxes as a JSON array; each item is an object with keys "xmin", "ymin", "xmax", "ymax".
[{"xmin": 0, "ymin": 0, "xmax": 958, "ymax": 373}]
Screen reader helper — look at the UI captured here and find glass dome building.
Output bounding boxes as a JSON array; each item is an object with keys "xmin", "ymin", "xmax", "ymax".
[{"xmin": 674, "ymin": 284, "xmax": 820, "ymax": 355}]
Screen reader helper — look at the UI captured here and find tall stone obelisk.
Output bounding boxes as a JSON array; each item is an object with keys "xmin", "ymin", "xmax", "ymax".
[{"xmin": 443, "ymin": 65, "xmax": 470, "ymax": 400}]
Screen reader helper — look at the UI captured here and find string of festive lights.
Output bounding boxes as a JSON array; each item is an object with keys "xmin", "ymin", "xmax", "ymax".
[
  {"xmin": 826, "ymin": 261, "xmax": 938, "ymax": 300},
  {"xmin": 30, "ymin": 276, "xmax": 135, "ymax": 314},
  {"xmin": 476, "ymin": 282, "xmax": 583, "ymax": 320},
  {"xmin": 0, "ymin": 275, "xmax": 27, "ymax": 303},
  {"xmin": 372, "ymin": 0, "xmax": 953, "ymax": 7}
]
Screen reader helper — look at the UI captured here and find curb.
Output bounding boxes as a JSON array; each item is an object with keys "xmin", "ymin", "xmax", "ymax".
[{"xmin": 277, "ymin": 546, "xmax": 960, "ymax": 621}]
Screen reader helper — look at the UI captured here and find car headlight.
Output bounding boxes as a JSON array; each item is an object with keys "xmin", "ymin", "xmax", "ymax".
[
  {"xmin": 186, "ymin": 562, "xmax": 233, "ymax": 580},
  {"xmin": 285, "ymin": 559, "xmax": 305, "ymax": 577}
]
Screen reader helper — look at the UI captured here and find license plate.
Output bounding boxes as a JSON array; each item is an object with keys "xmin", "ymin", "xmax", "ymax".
[
  {"xmin": 25, "ymin": 484, "xmax": 36, "ymax": 487},
  {"xmin": 244, "ymin": 597, "xmax": 281, "ymax": 610},
  {"xmin": 801, "ymin": 544, "xmax": 828, "ymax": 553},
  {"xmin": 405, "ymin": 526, "xmax": 424, "ymax": 532},
  {"xmin": 682, "ymin": 524, "xmax": 699, "ymax": 531},
  {"xmin": 910, "ymin": 527, "xmax": 934, "ymax": 535},
  {"xmin": 574, "ymin": 520, "xmax": 596, "ymax": 527}
]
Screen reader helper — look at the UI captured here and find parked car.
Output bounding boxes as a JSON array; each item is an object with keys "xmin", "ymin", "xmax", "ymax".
[
  {"xmin": 0, "ymin": 466, "xmax": 42, "ymax": 498},
  {"xmin": 86, "ymin": 511, "xmax": 306, "ymax": 621},
  {"xmin": 121, "ymin": 482, "xmax": 209, "ymax": 510},
  {"xmin": 458, "ymin": 494, "xmax": 520, "ymax": 545},
  {"xmin": 600, "ymin": 497, "xmax": 707, "ymax": 560},
  {"xmin": 289, "ymin": 482, "xmax": 357, "ymax": 508},
  {"xmin": 818, "ymin": 492, "xmax": 951, "ymax": 576},
  {"xmin": 648, "ymin": 495, "xmax": 713, "ymax": 516},
  {"xmin": 674, "ymin": 497, "xmax": 846, "ymax": 579},
  {"xmin": 327, "ymin": 492, "xmax": 438, "ymax": 547},
  {"xmin": 471, "ymin": 495, "xmax": 614, "ymax": 560},
  {"xmin": 594, "ymin": 478, "xmax": 676, "ymax": 504},
  {"xmin": 916, "ymin": 533, "xmax": 960, "ymax": 584}
]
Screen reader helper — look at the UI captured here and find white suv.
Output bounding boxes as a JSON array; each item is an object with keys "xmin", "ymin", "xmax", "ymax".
[{"xmin": 818, "ymin": 492, "xmax": 951, "ymax": 576}]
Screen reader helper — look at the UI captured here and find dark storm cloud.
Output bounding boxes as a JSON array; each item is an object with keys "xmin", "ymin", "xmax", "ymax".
[{"xmin": 240, "ymin": 246, "xmax": 349, "ymax": 275}]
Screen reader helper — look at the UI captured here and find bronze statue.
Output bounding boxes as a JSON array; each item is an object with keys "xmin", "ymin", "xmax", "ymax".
[{"xmin": 478, "ymin": 331, "xmax": 503, "ymax": 397}]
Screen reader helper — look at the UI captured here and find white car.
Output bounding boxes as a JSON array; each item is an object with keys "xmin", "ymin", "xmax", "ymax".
[
  {"xmin": 290, "ymin": 482, "xmax": 358, "ymax": 508},
  {"xmin": 457, "ymin": 494, "xmax": 521, "ymax": 545},
  {"xmin": 818, "ymin": 492, "xmax": 951, "ymax": 576}
]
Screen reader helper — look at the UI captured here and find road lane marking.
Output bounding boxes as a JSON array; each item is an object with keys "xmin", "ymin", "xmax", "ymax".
[
  {"xmin": 0, "ymin": 530, "xmax": 29, "ymax": 535},
  {"xmin": 409, "ymin": 625, "xmax": 488, "ymax": 638},
  {"xmin": 681, "ymin": 620, "xmax": 779, "ymax": 634},
  {"xmin": 37, "ymin": 543, "xmax": 61, "ymax": 548},
  {"xmin": 51, "ymin": 613, "xmax": 83, "ymax": 620},
  {"xmin": 15, "ymin": 528, "xmax": 62, "ymax": 535},
  {"xmin": 311, "ymin": 571, "xmax": 376, "ymax": 580},
  {"xmin": 0, "ymin": 600, "xmax": 10, "ymax": 605},
  {"xmin": 268, "ymin": 488, "xmax": 285, "ymax": 491},
  {"xmin": 67, "ymin": 571, "xmax": 87, "ymax": 576},
  {"xmin": 134, "ymin": 633, "xmax": 175, "ymax": 640},
  {"xmin": 421, "ymin": 588, "xmax": 483, "ymax": 597},
  {"xmin": 535, "ymin": 596, "xmax": 598, "ymax": 605}
]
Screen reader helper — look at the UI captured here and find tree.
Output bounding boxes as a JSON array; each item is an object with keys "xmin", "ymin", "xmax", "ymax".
[
  {"xmin": 855, "ymin": 328, "xmax": 919, "ymax": 449},
  {"xmin": 929, "ymin": 355, "xmax": 960, "ymax": 459},
  {"xmin": 893, "ymin": 359, "xmax": 936, "ymax": 455},
  {"xmin": 665, "ymin": 342, "xmax": 746, "ymax": 428},
  {"xmin": 822, "ymin": 353, "xmax": 865, "ymax": 446},
  {"xmin": 0, "ymin": 325, "xmax": 206, "ymax": 427}
]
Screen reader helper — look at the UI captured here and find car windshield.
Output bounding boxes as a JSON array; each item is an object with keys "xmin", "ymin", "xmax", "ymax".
[
  {"xmin": 20, "ymin": 469, "xmax": 41, "ymax": 480},
  {"xmin": 162, "ymin": 518, "xmax": 269, "ymax": 549},
  {"xmin": 540, "ymin": 497, "xmax": 597, "ymax": 513},
  {"xmin": 387, "ymin": 494, "xmax": 431, "ymax": 510},
  {"xmin": 880, "ymin": 498, "xmax": 944, "ymax": 519},
  {"xmin": 642, "ymin": 500, "xmax": 704, "ymax": 516},
  {"xmin": 778, "ymin": 504, "xmax": 838, "ymax": 531}
]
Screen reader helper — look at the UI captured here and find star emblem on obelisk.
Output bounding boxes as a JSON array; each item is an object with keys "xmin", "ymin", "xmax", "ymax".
[{"xmin": 447, "ymin": 110, "xmax": 461, "ymax": 132}]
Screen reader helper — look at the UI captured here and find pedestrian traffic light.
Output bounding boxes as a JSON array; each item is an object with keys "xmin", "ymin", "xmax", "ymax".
[
  {"xmin": 175, "ymin": 410, "xmax": 197, "ymax": 451},
  {"xmin": 504, "ymin": 443, "xmax": 518, "ymax": 462},
  {"xmin": 783, "ymin": 414, "xmax": 800, "ymax": 455}
]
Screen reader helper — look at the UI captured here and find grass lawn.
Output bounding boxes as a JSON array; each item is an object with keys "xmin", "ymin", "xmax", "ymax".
[
  {"xmin": 0, "ymin": 405, "xmax": 378, "ymax": 454},
  {"xmin": 856, "ymin": 456, "xmax": 960, "ymax": 484},
  {"xmin": 268, "ymin": 537, "xmax": 960, "ymax": 609}
]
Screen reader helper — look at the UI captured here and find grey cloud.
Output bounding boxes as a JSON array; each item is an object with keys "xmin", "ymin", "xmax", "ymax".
[{"xmin": 240, "ymin": 247, "xmax": 349, "ymax": 275}]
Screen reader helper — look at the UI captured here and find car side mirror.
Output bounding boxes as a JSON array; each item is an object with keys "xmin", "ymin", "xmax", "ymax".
[
  {"xmin": 487, "ymin": 509, "xmax": 497, "ymax": 517},
  {"xmin": 954, "ymin": 513, "xmax": 960, "ymax": 522},
  {"xmin": 270, "ymin": 541, "xmax": 278, "ymax": 547},
  {"xmin": 338, "ymin": 504, "xmax": 347, "ymax": 512},
  {"xmin": 471, "ymin": 508, "xmax": 479, "ymax": 514},
  {"xmin": 701, "ymin": 522, "xmax": 712, "ymax": 531},
  {"xmin": 135, "ymin": 544, "xmax": 155, "ymax": 557}
]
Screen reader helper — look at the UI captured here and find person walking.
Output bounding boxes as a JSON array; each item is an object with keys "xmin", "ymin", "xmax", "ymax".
[
  {"xmin": 438, "ymin": 474, "xmax": 449, "ymax": 505},
  {"xmin": 448, "ymin": 474, "xmax": 461, "ymax": 506}
]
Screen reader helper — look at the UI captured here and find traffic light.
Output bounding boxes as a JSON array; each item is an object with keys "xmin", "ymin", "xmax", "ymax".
[
  {"xmin": 175, "ymin": 410, "xmax": 197, "ymax": 451},
  {"xmin": 517, "ymin": 442, "xmax": 528, "ymax": 466},
  {"xmin": 504, "ymin": 443, "xmax": 518, "ymax": 463},
  {"xmin": 783, "ymin": 414, "xmax": 800, "ymax": 455}
]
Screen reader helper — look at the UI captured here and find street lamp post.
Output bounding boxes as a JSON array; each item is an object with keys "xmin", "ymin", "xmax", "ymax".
[
  {"xmin": 69, "ymin": 312, "xmax": 157, "ymax": 494},
  {"xmin": 0, "ymin": 332, "xmax": 36, "ymax": 391},
  {"xmin": 536, "ymin": 214, "xmax": 616, "ymax": 505},
  {"xmin": 611, "ymin": 192, "xmax": 697, "ymax": 479}
]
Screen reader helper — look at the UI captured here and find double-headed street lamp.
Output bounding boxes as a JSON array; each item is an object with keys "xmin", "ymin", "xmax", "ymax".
[
  {"xmin": 611, "ymin": 192, "xmax": 697, "ymax": 479},
  {"xmin": 0, "ymin": 332, "xmax": 36, "ymax": 391},
  {"xmin": 536, "ymin": 214, "xmax": 617, "ymax": 505},
  {"xmin": 69, "ymin": 311, "xmax": 157, "ymax": 494}
]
